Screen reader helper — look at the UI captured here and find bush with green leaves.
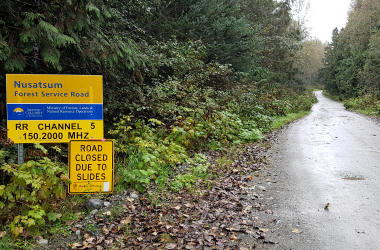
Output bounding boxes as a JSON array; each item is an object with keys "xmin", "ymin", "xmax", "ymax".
[
  {"xmin": 0, "ymin": 155, "xmax": 67, "ymax": 236},
  {"xmin": 109, "ymin": 116, "xmax": 190, "ymax": 192},
  {"xmin": 170, "ymin": 153, "xmax": 210, "ymax": 191},
  {"xmin": 344, "ymin": 94, "xmax": 380, "ymax": 116}
]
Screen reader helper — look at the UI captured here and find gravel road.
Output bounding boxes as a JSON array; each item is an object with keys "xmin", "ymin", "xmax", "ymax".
[{"xmin": 265, "ymin": 91, "xmax": 380, "ymax": 250}]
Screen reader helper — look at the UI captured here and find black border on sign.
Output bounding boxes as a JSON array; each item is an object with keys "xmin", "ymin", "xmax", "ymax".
[{"xmin": 68, "ymin": 139, "xmax": 114, "ymax": 194}]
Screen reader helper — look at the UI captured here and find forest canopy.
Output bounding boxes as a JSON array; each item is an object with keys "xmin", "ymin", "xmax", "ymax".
[
  {"xmin": 0, "ymin": 0, "xmax": 308, "ymax": 123},
  {"xmin": 321, "ymin": 0, "xmax": 380, "ymax": 98}
]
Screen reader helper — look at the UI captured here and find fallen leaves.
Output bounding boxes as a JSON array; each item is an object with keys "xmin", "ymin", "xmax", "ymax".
[
  {"xmin": 165, "ymin": 243, "xmax": 177, "ymax": 249},
  {"xmin": 265, "ymin": 210, "xmax": 274, "ymax": 214},
  {"xmin": 58, "ymin": 144, "xmax": 276, "ymax": 249},
  {"xmin": 324, "ymin": 202, "xmax": 330, "ymax": 210},
  {"xmin": 292, "ymin": 228, "xmax": 302, "ymax": 234},
  {"xmin": 120, "ymin": 216, "xmax": 131, "ymax": 225},
  {"xmin": 0, "ymin": 231, "xmax": 6, "ymax": 238}
]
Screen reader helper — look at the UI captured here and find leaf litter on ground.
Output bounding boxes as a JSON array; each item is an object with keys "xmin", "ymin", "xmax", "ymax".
[{"xmin": 47, "ymin": 136, "xmax": 280, "ymax": 249}]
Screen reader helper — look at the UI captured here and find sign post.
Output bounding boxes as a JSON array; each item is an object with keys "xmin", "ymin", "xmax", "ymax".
[
  {"xmin": 17, "ymin": 144, "xmax": 24, "ymax": 164},
  {"xmin": 6, "ymin": 74, "xmax": 103, "ymax": 143},
  {"xmin": 68, "ymin": 140, "xmax": 114, "ymax": 194}
]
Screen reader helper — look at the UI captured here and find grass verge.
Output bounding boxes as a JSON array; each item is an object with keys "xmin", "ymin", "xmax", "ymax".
[
  {"xmin": 321, "ymin": 90, "xmax": 341, "ymax": 102},
  {"xmin": 271, "ymin": 111, "xmax": 311, "ymax": 130},
  {"xmin": 350, "ymin": 109, "xmax": 379, "ymax": 116},
  {"xmin": 343, "ymin": 95, "xmax": 380, "ymax": 117},
  {"xmin": 323, "ymin": 91, "xmax": 379, "ymax": 117}
]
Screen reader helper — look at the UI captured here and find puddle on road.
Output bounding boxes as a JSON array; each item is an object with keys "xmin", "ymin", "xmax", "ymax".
[{"xmin": 343, "ymin": 176, "xmax": 365, "ymax": 181}]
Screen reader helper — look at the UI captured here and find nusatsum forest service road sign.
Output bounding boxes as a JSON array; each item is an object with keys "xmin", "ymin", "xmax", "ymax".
[
  {"xmin": 68, "ymin": 140, "xmax": 114, "ymax": 194},
  {"xmin": 6, "ymin": 74, "xmax": 103, "ymax": 143}
]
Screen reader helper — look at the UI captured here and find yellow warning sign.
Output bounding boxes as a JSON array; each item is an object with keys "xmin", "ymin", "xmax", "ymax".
[{"xmin": 69, "ymin": 140, "xmax": 114, "ymax": 194}]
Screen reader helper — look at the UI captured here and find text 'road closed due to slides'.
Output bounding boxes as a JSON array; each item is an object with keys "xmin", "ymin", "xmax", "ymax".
[
  {"xmin": 69, "ymin": 140, "xmax": 114, "ymax": 194},
  {"xmin": 6, "ymin": 74, "xmax": 103, "ymax": 143}
]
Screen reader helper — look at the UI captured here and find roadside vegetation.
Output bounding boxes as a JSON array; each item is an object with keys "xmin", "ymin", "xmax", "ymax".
[
  {"xmin": 320, "ymin": 0, "xmax": 380, "ymax": 116},
  {"xmin": 0, "ymin": 0, "xmax": 318, "ymax": 247}
]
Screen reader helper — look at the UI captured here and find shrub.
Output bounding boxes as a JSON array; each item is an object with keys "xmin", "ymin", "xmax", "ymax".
[
  {"xmin": 170, "ymin": 153, "xmax": 210, "ymax": 191},
  {"xmin": 0, "ymin": 156, "xmax": 67, "ymax": 236}
]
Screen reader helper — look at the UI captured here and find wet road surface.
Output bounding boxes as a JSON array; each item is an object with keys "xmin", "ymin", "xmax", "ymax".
[{"xmin": 267, "ymin": 91, "xmax": 380, "ymax": 249}]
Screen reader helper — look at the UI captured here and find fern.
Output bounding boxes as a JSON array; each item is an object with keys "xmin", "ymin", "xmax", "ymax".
[
  {"xmin": 41, "ymin": 47, "xmax": 62, "ymax": 70},
  {"xmin": 53, "ymin": 33, "xmax": 76, "ymax": 47},
  {"xmin": 22, "ymin": 12, "xmax": 44, "ymax": 29},
  {"xmin": 33, "ymin": 143, "xmax": 48, "ymax": 154},
  {"xmin": 102, "ymin": 7, "xmax": 112, "ymax": 19},
  {"xmin": 4, "ymin": 56, "xmax": 25, "ymax": 72},
  {"xmin": 0, "ymin": 40, "xmax": 10, "ymax": 62},
  {"xmin": 38, "ymin": 21, "xmax": 75, "ymax": 46},
  {"xmin": 38, "ymin": 20, "xmax": 59, "ymax": 34},
  {"xmin": 19, "ymin": 29, "xmax": 38, "ymax": 43},
  {"xmin": 86, "ymin": 3, "xmax": 101, "ymax": 19}
]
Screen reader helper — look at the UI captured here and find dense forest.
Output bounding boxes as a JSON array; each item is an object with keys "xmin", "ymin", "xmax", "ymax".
[
  {"xmin": 320, "ymin": 0, "xmax": 380, "ymax": 115},
  {"xmin": 0, "ymin": 0, "xmax": 332, "ymax": 245},
  {"xmin": 0, "ymin": 0, "xmax": 314, "ymax": 124}
]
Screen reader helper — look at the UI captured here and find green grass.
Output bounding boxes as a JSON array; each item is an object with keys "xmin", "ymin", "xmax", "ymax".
[
  {"xmin": 0, "ymin": 234, "xmax": 34, "ymax": 249},
  {"xmin": 343, "ymin": 95, "xmax": 380, "ymax": 117},
  {"xmin": 353, "ymin": 109, "xmax": 380, "ymax": 116},
  {"xmin": 271, "ymin": 111, "xmax": 311, "ymax": 130},
  {"xmin": 322, "ymin": 91, "xmax": 341, "ymax": 101},
  {"xmin": 323, "ymin": 91, "xmax": 380, "ymax": 117}
]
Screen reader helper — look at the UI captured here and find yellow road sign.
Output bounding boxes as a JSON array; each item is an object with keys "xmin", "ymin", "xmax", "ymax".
[
  {"xmin": 68, "ymin": 140, "xmax": 114, "ymax": 194},
  {"xmin": 6, "ymin": 74, "xmax": 103, "ymax": 143}
]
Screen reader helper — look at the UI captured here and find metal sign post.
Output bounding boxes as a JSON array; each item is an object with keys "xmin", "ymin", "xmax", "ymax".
[{"xmin": 17, "ymin": 143, "xmax": 24, "ymax": 164}]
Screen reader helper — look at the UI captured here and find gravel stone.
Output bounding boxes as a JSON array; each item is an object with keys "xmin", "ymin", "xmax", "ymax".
[
  {"xmin": 130, "ymin": 193, "xmax": 139, "ymax": 199},
  {"xmin": 75, "ymin": 230, "xmax": 82, "ymax": 240},
  {"xmin": 86, "ymin": 199, "xmax": 103, "ymax": 210},
  {"xmin": 37, "ymin": 239, "xmax": 48, "ymax": 246},
  {"xmin": 90, "ymin": 209, "xmax": 99, "ymax": 216}
]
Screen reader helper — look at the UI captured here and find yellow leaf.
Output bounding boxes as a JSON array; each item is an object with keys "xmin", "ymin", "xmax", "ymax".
[
  {"xmin": 0, "ymin": 231, "xmax": 6, "ymax": 238},
  {"xmin": 120, "ymin": 216, "xmax": 131, "ymax": 225},
  {"xmin": 60, "ymin": 175, "xmax": 68, "ymax": 181},
  {"xmin": 60, "ymin": 189, "xmax": 66, "ymax": 200},
  {"xmin": 37, "ymin": 189, "xmax": 47, "ymax": 200},
  {"xmin": 292, "ymin": 228, "xmax": 302, "ymax": 234},
  {"xmin": 324, "ymin": 202, "xmax": 330, "ymax": 210},
  {"xmin": 11, "ymin": 226, "xmax": 23, "ymax": 237}
]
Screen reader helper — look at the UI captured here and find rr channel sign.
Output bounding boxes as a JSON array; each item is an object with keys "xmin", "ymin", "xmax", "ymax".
[{"xmin": 6, "ymin": 74, "xmax": 103, "ymax": 143}]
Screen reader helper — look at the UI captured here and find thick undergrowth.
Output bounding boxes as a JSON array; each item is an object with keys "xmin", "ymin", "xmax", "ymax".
[
  {"xmin": 343, "ymin": 94, "xmax": 380, "ymax": 116},
  {"xmin": 0, "ymin": 0, "xmax": 318, "ymax": 246}
]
